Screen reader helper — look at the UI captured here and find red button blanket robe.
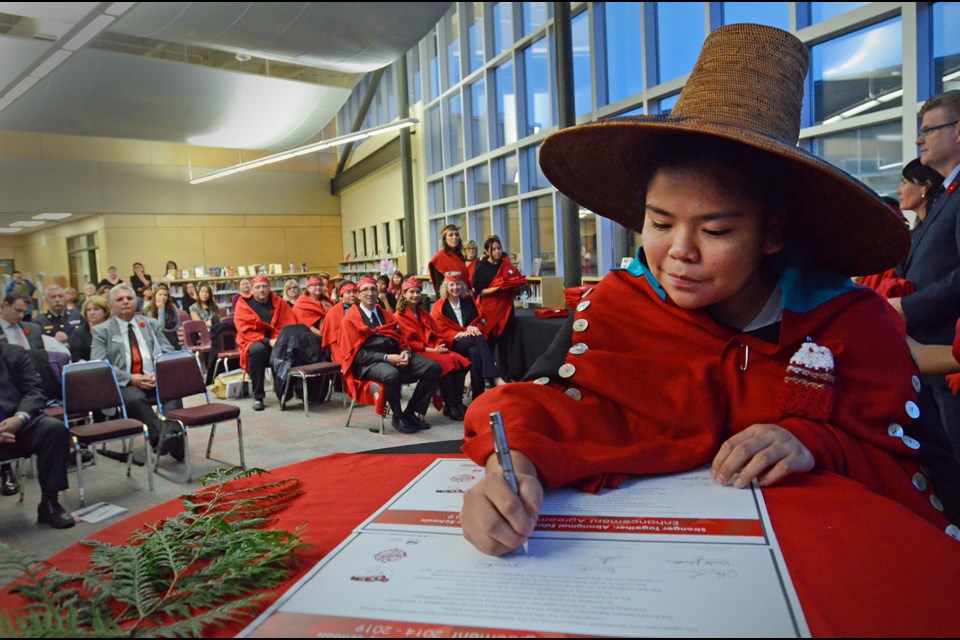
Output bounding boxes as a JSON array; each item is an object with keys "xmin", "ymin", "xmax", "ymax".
[
  {"xmin": 337, "ymin": 305, "xmax": 404, "ymax": 414},
  {"xmin": 396, "ymin": 307, "xmax": 469, "ymax": 375},
  {"xmin": 463, "ymin": 261, "xmax": 951, "ymax": 530},
  {"xmin": 477, "ymin": 257, "xmax": 527, "ymax": 339},
  {"xmin": 234, "ymin": 293, "xmax": 297, "ymax": 371},
  {"xmin": 428, "ymin": 250, "xmax": 471, "ymax": 293}
]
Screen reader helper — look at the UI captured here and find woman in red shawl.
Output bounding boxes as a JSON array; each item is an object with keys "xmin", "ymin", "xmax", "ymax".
[
  {"xmin": 473, "ymin": 235, "xmax": 527, "ymax": 375},
  {"xmin": 430, "ymin": 274, "xmax": 505, "ymax": 403},
  {"xmin": 320, "ymin": 281, "xmax": 358, "ymax": 361},
  {"xmin": 293, "ymin": 276, "xmax": 330, "ymax": 341},
  {"xmin": 396, "ymin": 277, "xmax": 470, "ymax": 420},
  {"xmin": 428, "ymin": 224, "xmax": 472, "ymax": 295}
]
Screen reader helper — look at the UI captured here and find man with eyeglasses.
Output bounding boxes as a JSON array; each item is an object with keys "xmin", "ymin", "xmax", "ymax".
[{"xmin": 891, "ymin": 90, "xmax": 960, "ymax": 463}]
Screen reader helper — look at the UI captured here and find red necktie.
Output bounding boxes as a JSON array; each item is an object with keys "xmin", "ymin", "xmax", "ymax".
[{"xmin": 128, "ymin": 323, "xmax": 143, "ymax": 375}]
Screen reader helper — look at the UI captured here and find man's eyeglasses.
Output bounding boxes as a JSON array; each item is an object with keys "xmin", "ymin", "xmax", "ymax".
[{"xmin": 918, "ymin": 120, "xmax": 959, "ymax": 138}]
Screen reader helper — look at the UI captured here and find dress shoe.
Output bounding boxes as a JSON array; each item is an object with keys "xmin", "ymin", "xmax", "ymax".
[
  {"xmin": 253, "ymin": 399, "xmax": 265, "ymax": 411},
  {"xmin": 391, "ymin": 414, "xmax": 418, "ymax": 434},
  {"xmin": 37, "ymin": 499, "xmax": 75, "ymax": 529},
  {"xmin": 442, "ymin": 405, "xmax": 464, "ymax": 421},
  {"xmin": 1, "ymin": 476, "xmax": 20, "ymax": 496},
  {"xmin": 404, "ymin": 410, "xmax": 431, "ymax": 430}
]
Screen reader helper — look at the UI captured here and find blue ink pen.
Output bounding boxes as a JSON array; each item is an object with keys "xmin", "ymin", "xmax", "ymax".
[{"xmin": 490, "ymin": 411, "xmax": 529, "ymax": 556}]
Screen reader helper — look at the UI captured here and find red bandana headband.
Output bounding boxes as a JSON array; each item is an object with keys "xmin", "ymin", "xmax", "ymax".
[
  {"xmin": 443, "ymin": 272, "xmax": 463, "ymax": 283},
  {"xmin": 251, "ymin": 276, "xmax": 270, "ymax": 285},
  {"xmin": 401, "ymin": 276, "xmax": 422, "ymax": 292},
  {"xmin": 306, "ymin": 277, "xmax": 322, "ymax": 287},
  {"xmin": 339, "ymin": 282, "xmax": 358, "ymax": 293},
  {"xmin": 358, "ymin": 276, "xmax": 377, "ymax": 289}
]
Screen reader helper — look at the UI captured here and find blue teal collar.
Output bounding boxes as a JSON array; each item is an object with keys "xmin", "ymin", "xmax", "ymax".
[{"xmin": 623, "ymin": 249, "xmax": 855, "ymax": 313}]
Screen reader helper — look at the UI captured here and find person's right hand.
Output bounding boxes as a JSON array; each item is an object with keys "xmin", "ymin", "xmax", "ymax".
[
  {"xmin": 461, "ymin": 454, "xmax": 543, "ymax": 556},
  {"xmin": 131, "ymin": 373, "xmax": 156, "ymax": 390}
]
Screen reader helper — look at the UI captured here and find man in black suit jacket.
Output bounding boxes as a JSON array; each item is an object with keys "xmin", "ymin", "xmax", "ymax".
[
  {"xmin": 893, "ymin": 90, "xmax": 960, "ymax": 459},
  {"xmin": 0, "ymin": 342, "xmax": 74, "ymax": 528},
  {"xmin": 0, "ymin": 294, "xmax": 44, "ymax": 350}
]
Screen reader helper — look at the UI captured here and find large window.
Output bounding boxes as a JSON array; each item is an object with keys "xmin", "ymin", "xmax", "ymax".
[
  {"xmin": 443, "ymin": 7, "xmax": 461, "ymax": 89},
  {"xmin": 656, "ymin": 2, "xmax": 705, "ymax": 84},
  {"xmin": 494, "ymin": 154, "xmax": 519, "ymax": 199},
  {"xmin": 604, "ymin": 2, "xmax": 643, "ymax": 106},
  {"xmin": 492, "ymin": 2, "xmax": 514, "ymax": 58},
  {"xmin": 428, "ymin": 181, "xmax": 445, "ymax": 216},
  {"xmin": 579, "ymin": 210, "xmax": 599, "ymax": 277},
  {"xmin": 723, "ymin": 2, "xmax": 790, "ymax": 29},
  {"xmin": 522, "ymin": 143, "xmax": 550, "ymax": 192},
  {"xmin": 810, "ymin": 2, "xmax": 869, "ymax": 24},
  {"xmin": 426, "ymin": 31, "xmax": 440, "ymax": 101},
  {"xmin": 470, "ymin": 164, "xmax": 490, "ymax": 205},
  {"xmin": 813, "ymin": 121, "xmax": 902, "ymax": 197},
  {"xmin": 528, "ymin": 195, "xmax": 557, "ymax": 276},
  {"xmin": 523, "ymin": 37, "xmax": 553, "ymax": 135},
  {"xmin": 934, "ymin": 2, "xmax": 960, "ymax": 94},
  {"xmin": 426, "ymin": 105, "xmax": 443, "ymax": 174},
  {"xmin": 500, "ymin": 202, "xmax": 522, "ymax": 268},
  {"xmin": 470, "ymin": 208, "xmax": 493, "ymax": 243},
  {"xmin": 572, "ymin": 10, "xmax": 592, "ymax": 117},
  {"xmin": 812, "ymin": 18, "xmax": 902, "ymax": 125},
  {"xmin": 466, "ymin": 2, "xmax": 484, "ymax": 73},
  {"xmin": 444, "ymin": 93, "xmax": 464, "ymax": 167},
  {"xmin": 494, "ymin": 60, "xmax": 517, "ymax": 146},
  {"xmin": 468, "ymin": 78, "xmax": 488, "ymax": 158},
  {"xmin": 447, "ymin": 172, "xmax": 466, "ymax": 210},
  {"xmin": 522, "ymin": 2, "xmax": 549, "ymax": 36}
]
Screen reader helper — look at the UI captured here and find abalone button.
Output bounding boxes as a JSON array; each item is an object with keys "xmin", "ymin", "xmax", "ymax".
[
  {"xmin": 931, "ymin": 494, "xmax": 945, "ymax": 512},
  {"xmin": 558, "ymin": 364, "xmax": 576, "ymax": 379},
  {"xmin": 901, "ymin": 435, "xmax": 921, "ymax": 450},
  {"xmin": 912, "ymin": 375, "xmax": 922, "ymax": 393},
  {"xmin": 565, "ymin": 388, "xmax": 582, "ymax": 401},
  {"xmin": 533, "ymin": 377, "xmax": 550, "ymax": 385},
  {"xmin": 946, "ymin": 525, "xmax": 960, "ymax": 541},
  {"xmin": 568, "ymin": 343, "xmax": 589, "ymax": 355},
  {"xmin": 888, "ymin": 423, "xmax": 904, "ymax": 438},
  {"xmin": 573, "ymin": 319, "xmax": 589, "ymax": 332},
  {"xmin": 576, "ymin": 300, "xmax": 591, "ymax": 312},
  {"xmin": 905, "ymin": 401, "xmax": 920, "ymax": 419},
  {"xmin": 913, "ymin": 473, "xmax": 928, "ymax": 492}
]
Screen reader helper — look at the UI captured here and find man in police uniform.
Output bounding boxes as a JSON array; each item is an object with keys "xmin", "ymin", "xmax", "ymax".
[{"xmin": 40, "ymin": 285, "xmax": 82, "ymax": 345}]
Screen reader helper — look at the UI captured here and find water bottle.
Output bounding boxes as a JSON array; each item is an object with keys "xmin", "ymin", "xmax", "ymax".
[{"xmin": 521, "ymin": 290, "xmax": 529, "ymax": 309}]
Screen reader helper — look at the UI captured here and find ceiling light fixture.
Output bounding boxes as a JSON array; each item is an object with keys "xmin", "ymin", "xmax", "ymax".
[
  {"xmin": 0, "ymin": 2, "xmax": 137, "ymax": 113},
  {"xmin": 11, "ymin": 221, "xmax": 45, "ymax": 227},
  {"xmin": 33, "ymin": 213, "xmax": 73, "ymax": 220},
  {"xmin": 0, "ymin": 228, "xmax": 22, "ymax": 234},
  {"xmin": 189, "ymin": 117, "xmax": 419, "ymax": 185}
]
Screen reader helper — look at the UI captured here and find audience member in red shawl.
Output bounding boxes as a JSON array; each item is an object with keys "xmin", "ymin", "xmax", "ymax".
[
  {"xmin": 396, "ymin": 277, "xmax": 470, "ymax": 420},
  {"xmin": 293, "ymin": 277, "xmax": 329, "ymax": 341},
  {"xmin": 474, "ymin": 235, "xmax": 528, "ymax": 374},
  {"xmin": 428, "ymin": 224, "xmax": 472, "ymax": 294},
  {"xmin": 234, "ymin": 276, "xmax": 297, "ymax": 411},
  {"xmin": 431, "ymin": 274, "xmax": 505, "ymax": 402},
  {"xmin": 320, "ymin": 281, "xmax": 357, "ymax": 361},
  {"xmin": 464, "ymin": 240, "xmax": 479, "ymax": 283},
  {"xmin": 340, "ymin": 277, "xmax": 441, "ymax": 434}
]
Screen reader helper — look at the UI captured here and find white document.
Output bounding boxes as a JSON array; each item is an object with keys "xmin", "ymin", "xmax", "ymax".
[
  {"xmin": 359, "ymin": 459, "xmax": 768, "ymax": 544},
  {"xmin": 70, "ymin": 501, "xmax": 128, "ymax": 524},
  {"xmin": 240, "ymin": 459, "xmax": 809, "ymax": 638}
]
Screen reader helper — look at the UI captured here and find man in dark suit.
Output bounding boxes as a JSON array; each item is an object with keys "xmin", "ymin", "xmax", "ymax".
[
  {"xmin": 0, "ymin": 342, "xmax": 74, "ymax": 528},
  {"xmin": 892, "ymin": 90, "xmax": 960, "ymax": 459},
  {"xmin": 340, "ymin": 277, "xmax": 441, "ymax": 433},
  {"xmin": 90, "ymin": 284, "xmax": 183, "ymax": 461},
  {"xmin": 0, "ymin": 294, "xmax": 44, "ymax": 350}
]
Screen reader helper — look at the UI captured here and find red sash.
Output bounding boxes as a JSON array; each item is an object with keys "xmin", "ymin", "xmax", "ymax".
[
  {"xmin": 397, "ymin": 308, "xmax": 469, "ymax": 376},
  {"xmin": 428, "ymin": 250, "xmax": 471, "ymax": 291},
  {"xmin": 479, "ymin": 257, "xmax": 527, "ymax": 338},
  {"xmin": 430, "ymin": 298, "xmax": 485, "ymax": 344},
  {"xmin": 293, "ymin": 295, "xmax": 326, "ymax": 328},
  {"xmin": 339, "ymin": 306, "xmax": 408, "ymax": 409}
]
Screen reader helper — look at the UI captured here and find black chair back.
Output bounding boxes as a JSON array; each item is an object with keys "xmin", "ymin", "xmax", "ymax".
[
  {"xmin": 61, "ymin": 361, "xmax": 124, "ymax": 418},
  {"xmin": 156, "ymin": 351, "xmax": 207, "ymax": 404}
]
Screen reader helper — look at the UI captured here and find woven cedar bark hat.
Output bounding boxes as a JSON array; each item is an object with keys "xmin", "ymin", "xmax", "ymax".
[{"xmin": 538, "ymin": 23, "xmax": 909, "ymax": 276}]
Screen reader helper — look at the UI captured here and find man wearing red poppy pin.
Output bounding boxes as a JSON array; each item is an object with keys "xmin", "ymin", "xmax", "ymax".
[
  {"xmin": 0, "ymin": 295, "xmax": 44, "ymax": 350},
  {"xmin": 91, "ymin": 284, "xmax": 181, "ymax": 460},
  {"xmin": 234, "ymin": 276, "xmax": 297, "ymax": 411}
]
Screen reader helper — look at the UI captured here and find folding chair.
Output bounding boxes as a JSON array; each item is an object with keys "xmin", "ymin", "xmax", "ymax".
[
  {"xmin": 61, "ymin": 361, "xmax": 154, "ymax": 506},
  {"xmin": 210, "ymin": 318, "xmax": 241, "ymax": 380},
  {"xmin": 279, "ymin": 361, "xmax": 342, "ymax": 417},
  {"xmin": 181, "ymin": 319, "xmax": 212, "ymax": 367},
  {"xmin": 155, "ymin": 350, "xmax": 244, "ymax": 482},
  {"xmin": 0, "ymin": 450, "xmax": 31, "ymax": 502}
]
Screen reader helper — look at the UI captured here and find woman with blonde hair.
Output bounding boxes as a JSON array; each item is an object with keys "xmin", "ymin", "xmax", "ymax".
[
  {"xmin": 282, "ymin": 279, "xmax": 302, "ymax": 307},
  {"xmin": 68, "ymin": 295, "xmax": 111, "ymax": 362}
]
